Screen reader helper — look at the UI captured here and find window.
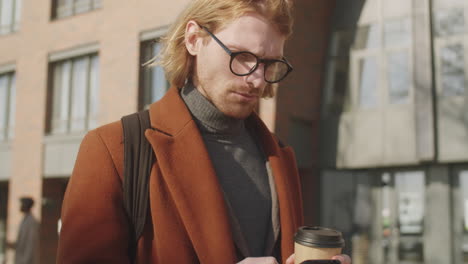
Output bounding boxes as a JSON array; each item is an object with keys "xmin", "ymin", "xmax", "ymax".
[
  {"xmin": 139, "ymin": 39, "xmax": 169, "ymax": 110},
  {"xmin": 0, "ymin": 71, "xmax": 15, "ymax": 141},
  {"xmin": 434, "ymin": 8, "xmax": 465, "ymax": 38},
  {"xmin": 320, "ymin": 169, "xmax": 426, "ymax": 264},
  {"xmin": 324, "ymin": 0, "xmax": 413, "ymax": 114},
  {"xmin": 52, "ymin": 0, "xmax": 102, "ymax": 19},
  {"xmin": 0, "ymin": 0, "xmax": 21, "ymax": 35},
  {"xmin": 322, "ymin": 30, "xmax": 353, "ymax": 114},
  {"xmin": 433, "ymin": 1, "xmax": 468, "ymax": 98},
  {"xmin": 49, "ymin": 54, "xmax": 99, "ymax": 134},
  {"xmin": 358, "ymin": 56, "xmax": 379, "ymax": 108},
  {"xmin": 454, "ymin": 169, "xmax": 468, "ymax": 263},
  {"xmin": 440, "ymin": 43, "xmax": 466, "ymax": 96},
  {"xmin": 353, "ymin": 18, "xmax": 412, "ymax": 109}
]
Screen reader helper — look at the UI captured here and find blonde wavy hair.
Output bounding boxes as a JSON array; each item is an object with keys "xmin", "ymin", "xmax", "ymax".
[{"xmin": 154, "ymin": 0, "xmax": 294, "ymax": 98}]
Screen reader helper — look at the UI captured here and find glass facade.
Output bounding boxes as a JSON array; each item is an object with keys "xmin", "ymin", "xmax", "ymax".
[
  {"xmin": 322, "ymin": 3, "xmax": 414, "ymax": 115},
  {"xmin": 453, "ymin": 168, "xmax": 468, "ymax": 264},
  {"xmin": 320, "ymin": 170, "xmax": 426, "ymax": 264},
  {"xmin": 320, "ymin": 0, "xmax": 468, "ymax": 263}
]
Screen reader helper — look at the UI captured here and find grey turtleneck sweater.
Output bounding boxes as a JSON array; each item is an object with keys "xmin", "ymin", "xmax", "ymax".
[{"xmin": 181, "ymin": 84, "xmax": 272, "ymax": 257}]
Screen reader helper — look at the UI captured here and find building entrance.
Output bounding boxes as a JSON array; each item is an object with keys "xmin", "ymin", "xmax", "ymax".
[
  {"xmin": 320, "ymin": 169, "xmax": 428, "ymax": 264},
  {"xmin": 453, "ymin": 167, "xmax": 468, "ymax": 264}
]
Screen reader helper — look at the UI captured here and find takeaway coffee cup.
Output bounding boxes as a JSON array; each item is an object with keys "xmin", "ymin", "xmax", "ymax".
[{"xmin": 294, "ymin": 226, "xmax": 345, "ymax": 264}]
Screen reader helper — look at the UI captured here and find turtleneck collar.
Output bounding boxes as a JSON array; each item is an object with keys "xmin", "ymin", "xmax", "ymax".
[{"xmin": 180, "ymin": 83, "xmax": 245, "ymax": 136}]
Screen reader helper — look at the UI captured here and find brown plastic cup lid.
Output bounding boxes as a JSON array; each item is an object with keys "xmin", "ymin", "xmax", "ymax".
[{"xmin": 294, "ymin": 226, "xmax": 345, "ymax": 248}]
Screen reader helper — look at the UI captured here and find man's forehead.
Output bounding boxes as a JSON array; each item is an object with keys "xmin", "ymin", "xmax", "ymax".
[{"xmin": 213, "ymin": 14, "xmax": 286, "ymax": 57}]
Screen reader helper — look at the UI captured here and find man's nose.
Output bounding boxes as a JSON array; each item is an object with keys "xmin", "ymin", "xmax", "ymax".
[{"xmin": 245, "ymin": 64, "xmax": 266, "ymax": 89}]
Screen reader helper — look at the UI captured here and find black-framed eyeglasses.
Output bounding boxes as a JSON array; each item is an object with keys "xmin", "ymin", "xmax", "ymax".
[{"xmin": 201, "ymin": 26, "xmax": 293, "ymax": 83}]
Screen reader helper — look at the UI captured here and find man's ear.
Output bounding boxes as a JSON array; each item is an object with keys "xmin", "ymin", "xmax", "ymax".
[{"xmin": 185, "ymin": 20, "xmax": 202, "ymax": 56}]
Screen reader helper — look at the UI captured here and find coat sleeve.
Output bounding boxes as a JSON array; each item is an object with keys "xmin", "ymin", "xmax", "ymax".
[{"xmin": 57, "ymin": 129, "xmax": 130, "ymax": 264}]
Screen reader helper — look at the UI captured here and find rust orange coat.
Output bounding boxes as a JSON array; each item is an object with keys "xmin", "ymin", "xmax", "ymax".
[{"xmin": 57, "ymin": 87, "xmax": 304, "ymax": 263}]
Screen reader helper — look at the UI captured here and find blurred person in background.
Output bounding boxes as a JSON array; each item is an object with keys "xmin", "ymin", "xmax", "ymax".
[
  {"xmin": 6, "ymin": 197, "xmax": 39, "ymax": 264},
  {"xmin": 57, "ymin": 0, "xmax": 351, "ymax": 263}
]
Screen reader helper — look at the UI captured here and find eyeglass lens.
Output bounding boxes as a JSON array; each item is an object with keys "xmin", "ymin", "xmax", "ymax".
[{"xmin": 230, "ymin": 52, "xmax": 289, "ymax": 83}]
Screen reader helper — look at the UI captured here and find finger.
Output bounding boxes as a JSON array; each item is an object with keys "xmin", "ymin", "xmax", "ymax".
[
  {"xmin": 240, "ymin": 257, "xmax": 278, "ymax": 264},
  {"xmin": 261, "ymin": 257, "xmax": 278, "ymax": 264},
  {"xmin": 331, "ymin": 254, "xmax": 352, "ymax": 264},
  {"xmin": 285, "ymin": 253, "xmax": 295, "ymax": 264}
]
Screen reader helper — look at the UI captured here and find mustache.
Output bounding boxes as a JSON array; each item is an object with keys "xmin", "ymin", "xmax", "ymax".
[{"xmin": 231, "ymin": 85, "xmax": 261, "ymax": 97}]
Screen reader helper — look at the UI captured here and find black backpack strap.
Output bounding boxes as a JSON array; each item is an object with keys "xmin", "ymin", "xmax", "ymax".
[{"xmin": 121, "ymin": 109, "xmax": 155, "ymax": 263}]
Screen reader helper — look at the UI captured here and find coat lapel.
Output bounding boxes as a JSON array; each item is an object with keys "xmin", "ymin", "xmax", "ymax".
[
  {"xmin": 144, "ymin": 87, "xmax": 237, "ymax": 264},
  {"xmin": 246, "ymin": 115, "xmax": 304, "ymax": 262}
]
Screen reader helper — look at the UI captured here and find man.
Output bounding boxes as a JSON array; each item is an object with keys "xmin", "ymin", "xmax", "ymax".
[
  {"xmin": 57, "ymin": 0, "xmax": 351, "ymax": 263},
  {"xmin": 7, "ymin": 197, "xmax": 39, "ymax": 264}
]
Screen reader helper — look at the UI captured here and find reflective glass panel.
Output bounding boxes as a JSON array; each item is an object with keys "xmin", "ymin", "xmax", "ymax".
[
  {"xmin": 70, "ymin": 57, "xmax": 88, "ymax": 132},
  {"xmin": 52, "ymin": 61, "xmax": 71, "ymax": 134},
  {"xmin": 395, "ymin": 171, "xmax": 425, "ymax": 235},
  {"xmin": 325, "ymin": 57, "xmax": 349, "ymax": 113},
  {"xmin": 434, "ymin": 9, "xmax": 465, "ymax": 37},
  {"xmin": 92, "ymin": 0, "xmax": 102, "ymax": 8},
  {"xmin": 383, "ymin": 0, "xmax": 411, "ymax": 18},
  {"xmin": 56, "ymin": 0, "xmax": 73, "ymax": 18},
  {"xmin": 384, "ymin": 18, "xmax": 412, "ymax": 47},
  {"xmin": 387, "ymin": 51, "xmax": 410, "ymax": 104},
  {"xmin": 359, "ymin": 0, "xmax": 378, "ymax": 24},
  {"xmin": 151, "ymin": 42, "xmax": 167, "ymax": 103},
  {"xmin": 462, "ymin": 172, "xmax": 468, "ymax": 232},
  {"xmin": 354, "ymin": 24, "xmax": 381, "ymax": 50},
  {"xmin": 459, "ymin": 171, "xmax": 468, "ymax": 263},
  {"xmin": 433, "ymin": 0, "xmax": 466, "ymax": 10},
  {"xmin": 74, "ymin": 0, "xmax": 92, "ymax": 14},
  {"xmin": 330, "ymin": 31, "xmax": 354, "ymax": 57},
  {"xmin": 395, "ymin": 171, "xmax": 425, "ymax": 263},
  {"xmin": 440, "ymin": 43, "xmax": 465, "ymax": 97},
  {"xmin": 320, "ymin": 171, "xmax": 373, "ymax": 263},
  {"xmin": 13, "ymin": 0, "xmax": 21, "ymax": 31},
  {"xmin": 358, "ymin": 56, "xmax": 378, "ymax": 108}
]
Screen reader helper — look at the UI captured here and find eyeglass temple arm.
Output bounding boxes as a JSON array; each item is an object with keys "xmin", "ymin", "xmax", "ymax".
[
  {"xmin": 200, "ymin": 26, "xmax": 233, "ymax": 56},
  {"xmin": 283, "ymin": 56, "xmax": 293, "ymax": 69}
]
